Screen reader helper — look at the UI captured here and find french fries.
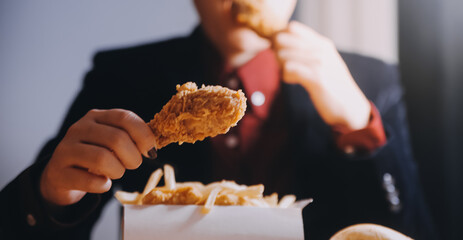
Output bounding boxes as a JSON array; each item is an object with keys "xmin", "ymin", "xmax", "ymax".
[{"xmin": 115, "ymin": 164, "xmax": 297, "ymax": 214}]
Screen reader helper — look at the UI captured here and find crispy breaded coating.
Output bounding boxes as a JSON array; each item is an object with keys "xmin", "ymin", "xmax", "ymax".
[
  {"xmin": 231, "ymin": 0, "xmax": 288, "ymax": 38},
  {"xmin": 148, "ymin": 82, "xmax": 247, "ymax": 149},
  {"xmin": 215, "ymin": 193, "xmax": 251, "ymax": 206},
  {"xmin": 142, "ymin": 186, "xmax": 203, "ymax": 205},
  {"xmin": 115, "ymin": 165, "xmax": 303, "ymax": 213}
]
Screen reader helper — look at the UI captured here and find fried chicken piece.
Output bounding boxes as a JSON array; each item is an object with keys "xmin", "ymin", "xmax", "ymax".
[
  {"xmin": 142, "ymin": 186, "xmax": 203, "ymax": 205},
  {"xmin": 231, "ymin": 0, "xmax": 293, "ymax": 38},
  {"xmin": 148, "ymin": 82, "xmax": 247, "ymax": 150},
  {"xmin": 215, "ymin": 193, "xmax": 251, "ymax": 206}
]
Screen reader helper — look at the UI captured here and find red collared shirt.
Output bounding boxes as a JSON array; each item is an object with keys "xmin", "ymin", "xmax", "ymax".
[
  {"xmin": 216, "ymin": 49, "xmax": 386, "ymax": 151},
  {"xmin": 204, "ymin": 45, "xmax": 386, "ymax": 188}
]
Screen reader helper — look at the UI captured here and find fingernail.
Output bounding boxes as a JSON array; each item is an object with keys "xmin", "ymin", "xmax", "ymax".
[{"xmin": 147, "ymin": 147, "xmax": 157, "ymax": 159}]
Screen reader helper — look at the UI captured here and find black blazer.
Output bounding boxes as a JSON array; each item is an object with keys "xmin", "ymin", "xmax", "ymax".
[{"xmin": 1, "ymin": 27, "xmax": 437, "ymax": 240}]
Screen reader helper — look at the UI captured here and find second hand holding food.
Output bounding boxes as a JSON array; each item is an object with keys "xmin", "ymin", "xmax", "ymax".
[
  {"xmin": 272, "ymin": 21, "xmax": 371, "ymax": 131},
  {"xmin": 230, "ymin": 0, "xmax": 370, "ymax": 131}
]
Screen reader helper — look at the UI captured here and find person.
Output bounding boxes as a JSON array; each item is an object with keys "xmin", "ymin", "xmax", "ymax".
[{"xmin": 0, "ymin": 0, "xmax": 437, "ymax": 239}]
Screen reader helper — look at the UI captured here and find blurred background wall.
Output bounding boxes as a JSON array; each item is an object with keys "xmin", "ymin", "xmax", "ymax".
[
  {"xmin": 399, "ymin": 0, "xmax": 463, "ymax": 239},
  {"xmin": 297, "ymin": 0, "xmax": 398, "ymax": 64},
  {"xmin": 0, "ymin": 1, "xmax": 198, "ymax": 239},
  {"xmin": 1, "ymin": 0, "xmax": 462, "ymax": 239}
]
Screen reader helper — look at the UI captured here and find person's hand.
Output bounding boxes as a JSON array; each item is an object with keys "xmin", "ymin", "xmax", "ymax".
[
  {"xmin": 273, "ymin": 21, "xmax": 371, "ymax": 130},
  {"xmin": 40, "ymin": 109, "xmax": 156, "ymax": 206}
]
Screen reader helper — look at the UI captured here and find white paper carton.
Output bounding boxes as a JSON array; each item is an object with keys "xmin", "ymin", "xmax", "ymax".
[{"xmin": 122, "ymin": 199, "xmax": 312, "ymax": 240}]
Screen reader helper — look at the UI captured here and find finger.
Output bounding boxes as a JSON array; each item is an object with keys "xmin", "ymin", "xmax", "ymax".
[
  {"xmin": 57, "ymin": 167, "xmax": 112, "ymax": 193},
  {"xmin": 276, "ymin": 49, "xmax": 322, "ymax": 66},
  {"xmin": 88, "ymin": 109, "xmax": 156, "ymax": 157},
  {"xmin": 273, "ymin": 32, "xmax": 309, "ymax": 52},
  {"xmin": 275, "ymin": 21, "xmax": 333, "ymax": 52},
  {"xmin": 282, "ymin": 61, "xmax": 317, "ymax": 85},
  {"xmin": 286, "ymin": 21, "xmax": 325, "ymax": 42},
  {"xmin": 70, "ymin": 143, "xmax": 127, "ymax": 179},
  {"xmin": 79, "ymin": 122, "xmax": 142, "ymax": 170},
  {"xmin": 273, "ymin": 32, "xmax": 327, "ymax": 57}
]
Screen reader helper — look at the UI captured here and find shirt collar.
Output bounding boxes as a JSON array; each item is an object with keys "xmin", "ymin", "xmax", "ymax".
[
  {"xmin": 236, "ymin": 49, "xmax": 280, "ymax": 119},
  {"xmin": 200, "ymin": 30, "xmax": 281, "ymax": 119}
]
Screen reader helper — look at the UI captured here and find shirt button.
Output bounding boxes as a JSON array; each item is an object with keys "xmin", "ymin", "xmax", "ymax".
[
  {"xmin": 227, "ymin": 77, "xmax": 239, "ymax": 89},
  {"xmin": 383, "ymin": 173, "xmax": 393, "ymax": 184},
  {"xmin": 388, "ymin": 194, "xmax": 400, "ymax": 205},
  {"xmin": 385, "ymin": 184, "xmax": 396, "ymax": 193},
  {"xmin": 225, "ymin": 134, "xmax": 239, "ymax": 149},
  {"xmin": 26, "ymin": 214, "xmax": 36, "ymax": 226},
  {"xmin": 388, "ymin": 195, "xmax": 402, "ymax": 213},
  {"xmin": 344, "ymin": 145, "xmax": 355, "ymax": 154},
  {"xmin": 251, "ymin": 91, "xmax": 265, "ymax": 107}
]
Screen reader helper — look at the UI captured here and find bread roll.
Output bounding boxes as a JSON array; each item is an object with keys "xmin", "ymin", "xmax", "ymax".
[{"xmin": 330, "ymin": 224, "xmax": 413, "ymax": 240}]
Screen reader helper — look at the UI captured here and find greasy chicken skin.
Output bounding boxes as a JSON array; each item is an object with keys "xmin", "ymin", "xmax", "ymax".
[{"xmin": 148, "ymin": 82, "xmax": 247, "ymax": 150}]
